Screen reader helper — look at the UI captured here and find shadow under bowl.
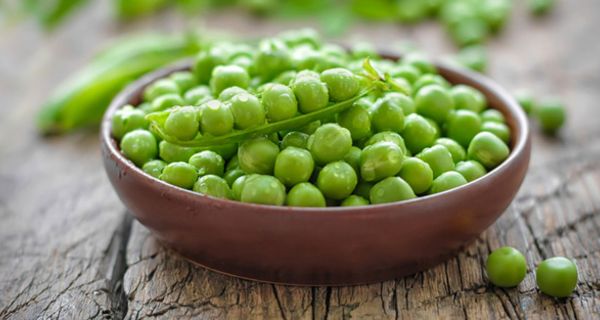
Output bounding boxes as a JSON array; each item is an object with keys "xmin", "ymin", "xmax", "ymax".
[{"xmin": 101, "ymin": 55, "xmax": 531, "ymax": 286}]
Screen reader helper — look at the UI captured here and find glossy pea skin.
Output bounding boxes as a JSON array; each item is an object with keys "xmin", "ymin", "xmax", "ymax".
[
  {"xmin": 159, "ymin": 141, "xmax": 199, "ymax": 163},
  {"xmin": 231, "ymin": 175, "xmax": 252, "ymax": 200},
  {"xmin": 481, "ymin": 121, "xmax": 511, "ymax": 144},
  {"xmin": 429, "ymin": 171, "xmax": 467, "ymax": 194},
  {"xmin": 254, "ymin": 38, "xmax": 292, "ymax": 81},
  {"xmin": 536, "ymin": 100, "xmax": 566, "ymax": 134},
  {"xmin": 223, "ymin": 168, "xmax": 245, "ymax": 187},
  {"xmin": 370, "ymin": 177, "xmax": 416, "ymax": 204},
  {"xmin": 364, "ymin": 131, "xmax": 408, "ymax": 155},
  {"xmin": 170, "ymin": 71, "xmax": 197, "ymax": 92},
  {"xmin": 292, "ymin": 77, "xmax": 329, "ymax": 114},
  {"xmin": 308, "ymin": 123, "xmax": 352, "ymax": 165},
  {"xmin": 164, "ymin": 106, "xmax": 200, "ymax": 141},
  {"xmin": 144, "ymin": 79, "xmax": 180, "ymax": 102},
  {"xmin": 120, "ymin": 129, "xmax": 158, "ymax": 167},
  {"xmin": 536, "ymin": 257, "xmax": 578, "ymax": 298},
  {"xmin": 341, "ymin": 195, "xmax": 370, "ymax": 206},
  {"xmin": 415, "ymin": 85, "xmax": 454, "ymax": 124},
  {"xmin": 240, "ymin": 175, "xmax": 286, "ymax": 205},
  {"xmin": 184, "ymin": 85, "xmax": 212, "ymax": 105},
  {"xmin": 371, "ymin": 95, "xmax": 406, "ymax": 133},
  {"xmin": 403, "ymin": 113, "xmax": 437, "ymax": 155},
  {"xmin": 229, "ymin": 92, "xmax": 266, "ymax": 130},
  {"xmin": 317, "ymin": 161, "xmax": 358, "ymax": 200},
  {"xmin": 412, "ymin": 74, "xmax": 450, "ymax": 95},
  {"xmin": 446, "ymin": 110, "xmax": 482, "ymax": 148},
  {"xmin": 274, "ymin": 147, "xmax": 314, "ymax": 187},
  {"xmin": 338, "ymin": 105, "xmax": 372, "ymax": 140},
  {"xmin": 343, "ymin": 146, "xmax": 362, "ymax": 174},
  {"xmin": 320, "ymin": 68, "xmax": 360, "ymax": 102},
  {"xmin": 193, "ymin": 47, "xmax": 228, "ymax": 84},
  {"xmin": 455, "ymin": 160, "xmax": 487, "ymax": 182},
  {"xmin": 402, "ymin": 52, "xmax": 436, "ymax": 74},
  {"xmin": 486, "ymin": 246, "xmax": 527, "ymax": 288},
  {"xmin": 142, "ymin": 159, "xmax": 166, "ymax": 178},
  {"xmin": 468, "ymin": 132, "xmax": 510, "ymax": 169},
  {"xmin": 416, "ymin": 145, "xmax": 455, "ymax": 178},
  {"xmin": 112, "ymin": 105, "xmax": 148, "ymax": 140},
  {"xmin": 193, "ymin": 174, "xmax": 232, "ymax": 199},
  {"xmin": 435, "ymin": 138, "xmax": 466, "ymax": 163},
  {"xmin": 360, "ymin": 142, "xmax": 404, "ymax": 182},
  {"xmin": 238, "ymin": 137, "xmax": 279, "ymax": 175},
  {"xmin": 481, "ymin": 109, "xmax": 506, "ymax": 123},
  {"xmin": 188, "ymin": 150, "xmax": 225, "ymax": 177},
  {"xmin": 451, "ymin": 85, "xmax": 486, "ymax": 113},
  {"xmin": 398, "ymin": 157, "xmax": 434, "ymax": 195},
  {"xmin": 286, "ymin": 182, "xmax": 326, "ymax": 207},
  {"xmin": 391, "ymin": 64, "xmax": 422, "ymax": 84},
  {"xmin": 151, "ymin": 94, "xmax": 184, "ymax": 112},
  {"xmin": 281, "ymin": 131, "xmax": 309, "ymax": 149},
  {"xmin": 200, "ymin": 100, "xmax": 234, "ymax": 136},
  {"xmin": 160, "ymin": 162, "xmax": 198, "ymax": 189},
  {"xmin": 384, "ymin": 92, "xmax": 415, "ymax": 115},
  {"xmin": 261, "ymin": 83, "xmax": 298, "ymax": 122},
  {"xmin": 218, "ymin": 86, "xmax": 248, "ymax": 102},
  {"xmin": 210, "ymin": 65, "xmax": 250, "ymax": 96}
]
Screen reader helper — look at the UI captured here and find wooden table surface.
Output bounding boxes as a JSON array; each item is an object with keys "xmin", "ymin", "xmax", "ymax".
[{"xmin": 1, "ymin": 1, "xmax": 599, "ymax": 319}]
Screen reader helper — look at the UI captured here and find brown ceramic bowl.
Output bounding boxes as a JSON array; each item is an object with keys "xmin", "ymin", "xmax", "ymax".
[{"xmin": 101, "ymin": 55, "xmax": 531, "ymax": 286}]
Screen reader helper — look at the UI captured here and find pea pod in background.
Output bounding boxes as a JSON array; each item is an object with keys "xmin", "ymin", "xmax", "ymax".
[{"xmin": 37, "ymin": 33, "xmax": 203, "ymax": 135}]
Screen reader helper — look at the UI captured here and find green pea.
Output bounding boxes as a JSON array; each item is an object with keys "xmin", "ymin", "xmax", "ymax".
[
  {"xmin": 299, "ymin": 120, "xmax": 321, "ymax": 135},
  {"xmin": 396, "ymin": 0, "xmax": 429, "ymax": 22},
  {"xmin": 481, "ymin": 109, "xmax": 506, "ymax": 123},
  {"xmin": 292, "ymin": 77, "xmax": 329, "ymax": 113},
  {"xmin": 455, "ymin": 160, "xmax": 487, "ymax": 182},
  {"xmin": 416, "ymin": 145, "xmax": 455, "ymax": 178},
  {"xmin": 286, "ymin": 182, "xmax": 326, "ymax": 207},
  {"xmin": 391, "ymin": 64, "xmax": 422, "ymax": 84},
  {"xmin": 144, "ymin": 79, "xmax": 180, "ymax": 102},
  {"xmin": 535, "ymin": 99, "xmax": 566, "ymax": 134},
  {"xmin": 112, "ymin": 105, "xmax": 148, "ymax": 140},
  {"xmin": 320, "ymin": 68, "xmax": 360, "ymax": 102},
  {"xmin": 254, "ymin": 38, "xmax": 292, "ymax": 81},
  {"xmin": 295, "ymin": 70, "xmax": 320, "ymax": 80},
  {"xmin": 223, "ymin": 168, "xmax": 245, "ymax": 187},
  {"xmin": 261, "ymin": 83, "xmax": 298, "ymax": 122},
  {"xmin": 360, "ymin": 142, "xmax": 404, "ymax": 182},
  {"xmin": 371, "ymin": 95, "xmax": 406, "ymax": 133},
  {"xmin": 338, "ymin": 105, "xmax": 372, "ymax": 140},
  {"xmin": 274, "ymin": 147, "xmax": 314, "ymax": 187},
  {"xmin": 341, "ymin": 195, "xmax": 370, "ymax": 207},
  {"xmin": 120, "ymin": 129, "xmax": 158, "ymax": 167},
  {"xmin": 308, "ymin": 123, "xmax": 352, "ymax": 165},
  {"xmin": 514, "ymin": 90, "xmax": 535, "ymax": 115},
  {"xmin": 435, "ymin": 138, "xmax": 466, "ymax": 163},
  {"xmin": 527, "ymin": 0, "xmax": 555, "ymax": 15},
  {"xmin": 200, "ymin": 100, "xmax": 234, "ymax": 136},
  {"xmin": 317, "ymin": 161, "xmax": 358, "ymax": 200},
  {"xmin": 398, "ymin": 157, "xmax": 434, "ymax": 195},
  {"xmin": 240, "ymin": 175, "xmax": 286, "ymax": 205},
  {"xmin": 536, "ymin": 257, "xmax": 578, "ymax": 298},
  {"xmin": 151, "ymin": 94, "xmax": 184, "ymax": 112},
  {"xmin": 281, "ymin": 131, "xmax": 309, "ymax": 149},
  {"xmin": 402, "ymin": 52, "xmax": 436, "ymax": 74},
  {"xmin": 280, "ymin": 28, "xmax": 322, "ymax": 49},
  {"xmin": 210, "ymin": 65, "xmax": 250, "ymax": 96},
  {"xmin": 451, "ymin": 85, "xmax": 486, "ymax": 113},
  {"xmin": 403, "ymin": 113, "xmax": 437, "ymax": 154},
  {"xmin": 468, "ymin": 132, "xmax": 510, "ymax": 169},
  {"xmin": 189, "ymin": 150, "xmax": 225, "ymax": 177},
  {"xmin": 193, "ymin": 174, "xmax": 232, "ymax": 199},
  {"xmin": 142, "ymin": 159, "xmax": 166, "ymax": 178},
  {"xmin": 480, "ymin": 0, "xmax": 513, "ymax": 31},
  {"xmin": 229, "ymin": 92, "xmax": 266, "ymax": 130},
  {"xmin": 364, "ymin": 131, "xmax": 408, "ymax": 155},
  {"xmin": 370, "ymin": 177, "xmax": 416, "ymax": 204},
  {"xmin": 412, "ymin": 74, "xmax": 450, "ymax": 95},
  {"xmin": 231, "ymin": 174, "xmax": 253, "ymax": 200},
  {"xmin": 426, "ymin": 118, "xmax": 441, "ymax": 140},
  {"xmin": 384, "ymin": 92, "xmax": 415, "ymax": 115},
  {"xmin": 486, "ymin": 246, "xmax": 527, "ymax": 288},
  {"xmin": 272, "ymin": 70, "xmax": 297, "ymax": 86},
  {"xmin": 218, "ymin": 86, "xmax": 248, "ymax": 102},
  {"xmin": 415, "ymin": 85, "xmax": 454, "ymax": 124},
  {"xmin": 160, "ymin": 162, "xmax": 198, "ymax": 189},
  {"xmin": 159, "ymin": 141, "xmax": 199, "ymax": 163},
  {"xmin": 456, "ymin": 45, "xmax": 487, "ymax": 73},
  {"xmin": 170, "ymin": 71, "xmax": 197, "ymax": 92},
  {"xmin": 163, "ymin": 106, "xmax": 200, "ymax": 141},
  {"xmin": 226, "ymin": 154, "xmax": 239, "ymax": 171},
  {"xmin": 351, "ymin": 42, "xmax": 379, "ymax": 59},
  {"xmin": 238, "ymin": 137, "xmax": 280, "ymax": 174},
  {"xmin": 193, "ymin": 47, "xmax": 228, "ymax": 84},
  {"xmin": 184, "ymin": 85, "xmax": 212, "ymax": 105},
  {"xmin": 481, "ymin": 121, "xmax": 511, "ymax": 144},
  {"xmin": 448, "ymin": 17, "xmax": 489, "ymax": 47},
  {"xmin": 429, "ymin": 171, "xmax": 467, "ymax": 194},
  {"xmin": 446, "ymin": 110, "xmax": 482, "ymax": 147}
]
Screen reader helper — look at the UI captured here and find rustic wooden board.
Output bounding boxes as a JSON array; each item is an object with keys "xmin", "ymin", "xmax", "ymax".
[{"xmin": 1, "ymin": 0, "xmax": 599, "ymax": 319}]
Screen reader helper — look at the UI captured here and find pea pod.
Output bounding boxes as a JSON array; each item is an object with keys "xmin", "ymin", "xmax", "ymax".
[{"xmin": 37, "ymin": 34, "xmax": 202, "ymax": 134}]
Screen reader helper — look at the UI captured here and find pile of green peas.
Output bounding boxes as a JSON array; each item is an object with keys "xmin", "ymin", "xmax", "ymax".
[
  {"xmin": 486, "ymin": 246, "xmax": 578, "ymax": 298},
  {"xmin": 113, "ymin": 29, "xmax": 512, "ymax": 207}
]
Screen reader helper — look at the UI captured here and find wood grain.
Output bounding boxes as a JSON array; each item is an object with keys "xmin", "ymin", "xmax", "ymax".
[{"xmin": 1, "ymin": 0, "xmax": 599, "ymax": 319}]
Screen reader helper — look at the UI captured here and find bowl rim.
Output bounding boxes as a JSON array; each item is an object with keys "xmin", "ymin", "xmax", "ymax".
[{"xmin": 101, "ymin": 55, "xmax": 530, "ymax": 214}]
